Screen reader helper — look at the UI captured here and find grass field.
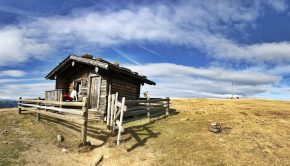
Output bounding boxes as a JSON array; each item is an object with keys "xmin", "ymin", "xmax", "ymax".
[{"xmin": 1, "ymin": 99, "xmax": 290, "ymax": 165}]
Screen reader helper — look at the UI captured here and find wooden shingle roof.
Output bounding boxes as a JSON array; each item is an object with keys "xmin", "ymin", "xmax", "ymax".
[{"xmin": 45, "ymin": 55, "xmax": 156, "ymax": 85}]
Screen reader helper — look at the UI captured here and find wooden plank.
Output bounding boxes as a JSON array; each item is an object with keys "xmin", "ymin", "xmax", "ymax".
[
  {"xmin": 117, "ymin": 97, "xmax": 125, "ymax": 146},
  {"xmin": 106, "ymin": 94, "xmax": 111, "ymax": 126},
  {"xmin": 18, "ymin": 97, "xmax": 22, "ymax": 114},
  {"xmin": 125, "ymin": 98, "xmax": 169, "ymax": 104},
  {"xmin": 110, "ymin": 94, "xmax": 116, "ymax": 129},
  {"xmin": 147, "ymin": 98, "xmax": 150, "ymax": 119},
  {"xmin": 20, "ymin": 103, "xmax": 84, "ymax": 115},
  {"xmin": 81, "ymin": 97, "xmax": 89, "ymax": 145},
  {"xmin": 19, "ymin": 99, "xmax": 85, "ymax": 107},
  {"xmin": 19, "ymin": 107, "xmax": 83, "ymax": 124},
  {"xmin": 127, "ymin": 105, "xmax": 147, "ymax": 111},
  {"xmin": 113, "ymin": 92, "xmax": 118, "ymax": 131},
  {"xmin": 115, "ymin": 101, "xmax": 123, "ymax": 108},
  {"xmin": 124, "ymin": 109, "xmax": 148, "ymax": 117},
  {"xmin": 166, "ymin": 97, "xmax": 170, "ymax": 115}
]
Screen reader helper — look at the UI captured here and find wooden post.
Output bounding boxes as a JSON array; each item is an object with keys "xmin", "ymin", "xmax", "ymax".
[
  {"xmin": 18, "ymin": 97, "xmax": 22, "ymax": 114},
  {"xmin": 165, "ymin": 97, "xmax": 170, "ymax": 116},
  {"xmin": 113, "ymin": 92, "xmax": 118, "ymax": 131},
  {"xmin": 117, "ymin": 97, "xmax": 125, "ymax": 146},
  {"xmin": 36, "ymin": 97, "xmax": 41, "ymax": 121},
  {"xmin": 106, "ymin": 94, "xmax": 111, "ymax": 128},
  {"xmin": 147, "ymin": 97, "xmax": 151, "ymax": 120},
  {"xmin": 110, "ymin": 94, "xmax": 116, "ymax": 131},
  {"xmin": 81, "ymin": 97, "xmax": 89, "ymax": 145}
]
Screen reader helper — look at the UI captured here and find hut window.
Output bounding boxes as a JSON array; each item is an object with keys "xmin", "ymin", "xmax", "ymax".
[
  {"xmin": 75, "ymin": 81, "xmax": 82, "ymax": 93},
  {"xmin": 81, "ymin": 79, "xmax": 88, "ymax": 96}
]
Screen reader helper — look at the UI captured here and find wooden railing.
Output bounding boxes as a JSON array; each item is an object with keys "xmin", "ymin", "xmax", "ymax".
[
  {"xmin": 106, "ymin": 93, "xmax": 127, "ymax": 146},
  {"xmin": 18, "ymin": 93, "xmax": 170, "ymax": 147},
  {"xmin": 18, "ymin": 97, "xmax": 89, "ymax": 145},
  {"xmin": 45, "ymin": 89, "xmax": 63, "ymax": 101},
  {"xmin": 124, "ymin": 97, "xmax": 170, "ymax": 123}
]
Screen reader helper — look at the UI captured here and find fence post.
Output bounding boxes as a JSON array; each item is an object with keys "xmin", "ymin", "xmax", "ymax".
[
  {"xmin": 81, "ymin": 97, "xmax": 89, "ymax": 145},
  {"xmin": 165, "ymin": 97, "xmax": 170, "ymax": 116},
  {"xmin": 113, "ymin": 92, "xmax": 118, "ymax": 131},
  {"xmin": 117, "ymin": 97, "xmax": 125, "ymax": 146},
  {"xmin": 147, "ymin": 97, "xmax": 151, "ymax": 120},
  {"xmin": 36, "ymin": 97, "xmax": 41, "ymax": 121},
  {"xmin": 110, "ymin": 94, "xmax": 116, "ymax": 131},
  {"xmin": 18, "ymin": 97, "xmax": 22, "ymax": 114},
  {"xmin": 106, "ymin": 94, "xmax": 111, "ymax": 129}
]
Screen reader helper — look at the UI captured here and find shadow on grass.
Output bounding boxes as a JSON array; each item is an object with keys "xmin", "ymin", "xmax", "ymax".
[
  {"xmin": 21, "ymin": 112, "xmax": 111, "ymax": 149},
  {"xmin": 125, "ymin": 108, "xmax": 178, "ymax": 152},
  {"xmin": 20, "ymin": 108, "xmax": 178, "ymax": 151}
]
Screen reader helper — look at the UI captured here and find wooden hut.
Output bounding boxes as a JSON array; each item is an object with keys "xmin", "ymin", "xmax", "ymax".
[{"xmin": 45, "ymin": 55, "xmax": 156, "ymax": 115}]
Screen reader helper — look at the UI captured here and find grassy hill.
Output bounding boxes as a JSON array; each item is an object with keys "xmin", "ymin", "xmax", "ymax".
[{"xmin": 1, "ymin": 99, "xmax": 290, "ymax": 165}]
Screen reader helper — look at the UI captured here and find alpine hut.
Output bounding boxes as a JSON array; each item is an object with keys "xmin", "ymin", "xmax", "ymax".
[{"xmin": 45, "ymin": 54, "xmax": 156, "ymax": 116}]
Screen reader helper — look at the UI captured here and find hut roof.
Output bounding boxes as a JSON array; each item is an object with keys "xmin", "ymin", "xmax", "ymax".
[{"xmin": 45, "ymin": 55, "xmax": 156, "ymax": 85}]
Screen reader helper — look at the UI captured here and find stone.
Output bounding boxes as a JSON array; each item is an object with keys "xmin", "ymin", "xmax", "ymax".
[
  {"xmin": 91, "ymin": 155, "xmax": 103, "ymax": 166},
  {"xmin": 57, "ymin": 135, "xmax": 63, "ymax": 142},
  {"xmin": 61, "ymin": 148, "xmax": 68, "ymax": 153},
  {"xmin": 1, "ymin": 130, "xmax": 9, "ymax": 135},
  {"xmin": 180, "ymin": 118, "xmax": 189, "ymax": 121},
  {"xmin": 209, "ymin": 122, "xmax": 222, "ymax": 133}
]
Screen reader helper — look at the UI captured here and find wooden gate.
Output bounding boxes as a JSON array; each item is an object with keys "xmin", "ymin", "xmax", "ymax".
[{"xmin": 89, "ymin": 76, "xmax": 101, "ymax": 110}]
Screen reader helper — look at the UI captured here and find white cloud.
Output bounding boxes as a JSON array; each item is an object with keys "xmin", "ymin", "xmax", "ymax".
[
  {"xmin": 0, "ymin": 70, "xmax": 26, "ymax": 77},
  {"xmin": 0, "ymin": 0, "xmax": 288, "ymax": 66},
  {"xmin": 0, "ymin": 78, "xmax": 44, "ymax": 83},
  {"xmin": 126, "ymin": 63, "xmax": 280, "ymax": 98},
  {"xmin": 0, "ymin": 27, "xmax": 53, "ymax": 66},
  {"xmin": 0, "ymin": 82, "xmax": 54, "ymax": 99}
]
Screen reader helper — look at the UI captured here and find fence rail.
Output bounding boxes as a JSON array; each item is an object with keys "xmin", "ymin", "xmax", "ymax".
[
  {"xmin": 124, "ymin": 97, "xmax": 170, "ymax": 123},
  {"xmin": 45, "ymin": 89, "xmax": 63, "ymax": 101},
  {"xmin": 18, "ymin": 93, "xmax": 170, "ymax": 147},
  {"xmin": 106, "ymin": 93, "xmax": 127, "ymax": 145},
  {"xmin": 18, "ymin": 97, "xmax": 89, "ymax": 145}
]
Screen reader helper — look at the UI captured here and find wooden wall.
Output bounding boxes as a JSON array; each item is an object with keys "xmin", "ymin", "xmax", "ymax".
[
  {"xmin": 110, "ymin": 75, "xmax": 141, "ymax": 100},
  {"xmin": 67, "ymin": 69, "xmax": 89, "ymax": 93},
  {"xmin": 55, "ymin": 78, "xmax": 68, "ymax": 93},
  {"xmin": 99, "ymin": 76, "xmax": 109, "ymax": 114},
  {"xmin": 53, "ymin": 64, "xmax": 143, "ymax": 114}
]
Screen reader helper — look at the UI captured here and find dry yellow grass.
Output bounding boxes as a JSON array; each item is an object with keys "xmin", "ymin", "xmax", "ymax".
[
  {"xmin": 134, "ymin": 98, "xmax": 290, "ymax": 166},
  {"xmin": 1, "ymin": 99, "xmax": 290, "ymax": 165}
]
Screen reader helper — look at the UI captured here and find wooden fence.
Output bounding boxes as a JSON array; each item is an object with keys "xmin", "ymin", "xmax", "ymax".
[
  {"xmin": 18, "ymin": 94, "xmax": 170, "ymax": 146},
  {"xmin": 124, "ymin": 97, "xmax": 170, "ymax": 123},
  {"xmin": 45, "ymin": 89, "xmax": 63, "ymax": 101},
  {"xmin": 18, "ymin": 97, "xmax": 89, "ymax": 145},
  {"xmin": 106, "ymin": 93, "xmax": 127, "ymax": 145}
]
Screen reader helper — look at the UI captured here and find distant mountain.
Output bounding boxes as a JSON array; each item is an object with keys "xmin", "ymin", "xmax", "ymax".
[{"xmin": 0, "ymin": 99, "xmax": 18, "ymax": 108}]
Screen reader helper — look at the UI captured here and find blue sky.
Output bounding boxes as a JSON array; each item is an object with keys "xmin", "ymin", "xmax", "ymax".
[{"xmin": 0, "ymin": 0, "xmax": 290, "ymax": 99}]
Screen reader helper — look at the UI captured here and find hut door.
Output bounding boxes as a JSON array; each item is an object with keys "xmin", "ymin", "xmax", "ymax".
[{"xmin": 89, "ymin": 76, "xmax": 101, "ymax": 110}]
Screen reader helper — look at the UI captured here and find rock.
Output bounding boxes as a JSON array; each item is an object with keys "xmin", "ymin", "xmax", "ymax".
[
  {"xmin": 209, "ymin": 122, "xmax": 222, "ymax": 133},
  {"xmin": 1, "ymin": 130, "xmax": 9, "ymax": 135},
  {"xmin": 78, "ymin": 141, "xmax": 93, "ymax": 153},
  {"xmin": 180, "ymin": 118, "xmax": 189, "ymax": 121},
  {"xmin": 57, "ymin": 135, "xmax": 63, "ymax": 142},
  {"xmin": 91, "ymin": 155, "xmax": 103, "ymax": 166},
  {"xmin": 61, "ymin": 148, "xmax": 68, "ymax": 153}
]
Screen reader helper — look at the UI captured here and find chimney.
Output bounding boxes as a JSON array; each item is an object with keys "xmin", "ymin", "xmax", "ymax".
[
  {"xmin": 112, "ymin": 61, "xmax": 120, "ymax": 67},
  {"xmin": 82, "ymin": 54, "xmax": 93, "ymax": 59}
]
